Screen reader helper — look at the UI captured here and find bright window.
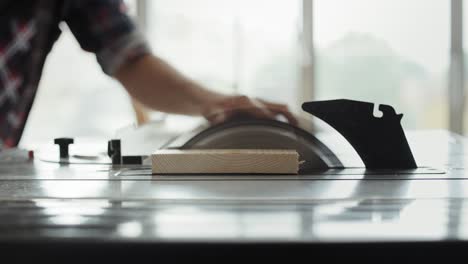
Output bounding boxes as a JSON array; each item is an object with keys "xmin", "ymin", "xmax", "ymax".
[
  {"xmin": 314, "ymin": 0, "xmax": 450, "ymax": 129},
  {"xmin": 147, "ymin": 0, "xmax": 302, "ymax": 111}
]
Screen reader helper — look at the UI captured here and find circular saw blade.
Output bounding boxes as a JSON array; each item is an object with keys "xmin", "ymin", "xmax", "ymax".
[{"xmin": 175, "ymin": 119, "xmax": 343, "ymax": 171}]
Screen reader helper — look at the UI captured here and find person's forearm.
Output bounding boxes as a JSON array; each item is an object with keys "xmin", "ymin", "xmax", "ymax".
[
  {"xmin": 114, "ymin": 54, "xmax": 227, "ymax": 116},
  {"xmin": 114, "ymin": 53, "xmax": 298, "ymax": 125}
]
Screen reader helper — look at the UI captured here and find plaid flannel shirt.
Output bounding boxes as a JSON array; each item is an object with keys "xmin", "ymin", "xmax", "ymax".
[{"xmin": 0, "ymin": 0, "xmax": 150, "ymax": 148}]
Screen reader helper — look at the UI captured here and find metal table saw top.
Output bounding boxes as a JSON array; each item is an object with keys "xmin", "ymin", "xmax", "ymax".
[{"xmin": 2, "ymin": 130, "xmax": 468, "ymax": 261}]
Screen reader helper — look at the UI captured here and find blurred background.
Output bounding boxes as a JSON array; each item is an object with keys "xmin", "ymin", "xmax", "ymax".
[{"xmin": 19, "ymin": 0, "xmax": 468, "ymax": 146}]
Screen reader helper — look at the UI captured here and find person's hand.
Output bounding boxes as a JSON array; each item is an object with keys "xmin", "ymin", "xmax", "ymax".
[{"xmin": 202, "ymin": 95, "xmax": 298, "ymax": 126}]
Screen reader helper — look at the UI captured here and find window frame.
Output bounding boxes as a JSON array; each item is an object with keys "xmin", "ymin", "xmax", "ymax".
[{"xmin": 450, "ymin": 0, "xmax": 465, "ymax": 134}]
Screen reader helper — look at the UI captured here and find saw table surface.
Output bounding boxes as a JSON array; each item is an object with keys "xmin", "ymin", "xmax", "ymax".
[{"xmin": 1, "ymin": 130, "xmax": 468, "ymax": 262}]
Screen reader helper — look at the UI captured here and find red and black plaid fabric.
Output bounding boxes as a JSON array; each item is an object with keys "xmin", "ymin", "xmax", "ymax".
[{"xmin": 0, "ymin": 0, "xmax": 150, "ymax": 148}]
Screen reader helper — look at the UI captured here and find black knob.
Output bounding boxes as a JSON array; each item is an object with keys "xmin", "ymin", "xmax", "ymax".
[
  {"xmin": 54, "ymin": 138, "xmax": 74, "ymax": 158},
  {"xmin": 107, "ymin": 139, "xmax": 121, "ymax": 165}
]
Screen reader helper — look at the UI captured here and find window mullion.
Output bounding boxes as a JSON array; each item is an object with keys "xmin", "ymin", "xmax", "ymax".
[{"xmin": 449, "ymin": 0, "xmax": 465, "ymax": 134}]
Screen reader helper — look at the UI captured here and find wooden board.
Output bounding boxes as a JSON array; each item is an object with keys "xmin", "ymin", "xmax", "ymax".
[{"xmin": 152, "ymin": 149, "xmax": 299, "ymax": 174}]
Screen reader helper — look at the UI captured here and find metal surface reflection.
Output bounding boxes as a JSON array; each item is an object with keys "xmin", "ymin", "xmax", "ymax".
[
  {"xmin": 0, "ymin": 131, "xmax": 468, "ymax": 254},
  {"xmin": 117, "ymin": 221, "xmax": 143, "ymax": 238},
  {"xmin": 0, "ymin": 198, "xmax": 466, "ymax": 242}
]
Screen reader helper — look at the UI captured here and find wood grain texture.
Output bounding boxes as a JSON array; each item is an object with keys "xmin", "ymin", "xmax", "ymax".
[{"xmin": 152, "ymin": 149, "xmax": 299, "ymax": 174}]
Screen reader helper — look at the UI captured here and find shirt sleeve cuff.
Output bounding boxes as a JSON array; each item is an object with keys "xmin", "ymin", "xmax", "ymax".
[{"xmin": 97, "ymin": 30, "xmax": 151, "ymax": 76}]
